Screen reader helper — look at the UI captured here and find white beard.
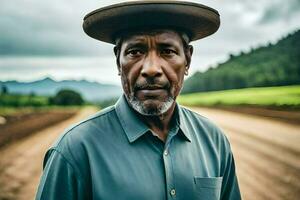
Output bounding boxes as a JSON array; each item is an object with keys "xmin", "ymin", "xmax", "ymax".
[{"xmin": 126, "ymin": 94, "xmax": 174, "ymax": 116}]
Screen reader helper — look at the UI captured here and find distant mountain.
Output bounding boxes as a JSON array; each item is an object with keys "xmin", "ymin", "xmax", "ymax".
[
  {"xmin": 182, "ymin": 29, "xmax": 300, "ymax": 94},
  {"xmin": 0, "ymin": 77, "xmax": 122, "ymax": 102}
]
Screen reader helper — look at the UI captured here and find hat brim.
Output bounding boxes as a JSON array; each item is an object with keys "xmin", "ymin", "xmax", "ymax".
[{"xmin": 83, "ymin": 1, "xmax": 220, "ymax": 44}]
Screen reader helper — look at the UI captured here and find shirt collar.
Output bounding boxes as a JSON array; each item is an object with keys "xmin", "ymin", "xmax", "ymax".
[
  {"xmin": 115, "ymin": 94, "xmax": 192, "ymax": 143},
  {"xmin": 177, "ymin": 105, "xmax": 192, "ymax": 142},
  {"xmin": 115, "ymin": 95, "xmax": 149, "ymax": 143}
]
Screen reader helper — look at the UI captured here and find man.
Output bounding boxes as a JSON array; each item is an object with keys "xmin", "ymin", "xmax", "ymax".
[{"xmin": 36, "ymin": 1, "xmax": 241, "ymax": 200}]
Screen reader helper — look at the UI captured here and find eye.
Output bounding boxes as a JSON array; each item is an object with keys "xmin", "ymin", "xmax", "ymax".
[
  {"xmin": 161, "ymin": 49, "xmax": 177, "ymax": 55},
  {"xmin": 127, "ymin": 49, "xmax": 144, "ymax": 57}
]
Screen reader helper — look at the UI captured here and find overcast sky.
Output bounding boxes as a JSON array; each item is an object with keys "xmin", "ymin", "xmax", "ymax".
[{"xmin": 0, "ymin": 0, "xmax": 299, "ymax": 85}]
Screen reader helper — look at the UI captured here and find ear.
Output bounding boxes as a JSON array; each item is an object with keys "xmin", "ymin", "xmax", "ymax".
[
  {"xmin": 186, "ymin": 45, "xmax": 193, "ymax": 66},
  {"xmin": 113, "ymin": 46, "xmax": 118, "ymax": 57},
  {"xmin": 185, "ymin": 45, "xmax": 193, "ymax": 72},
  {"xmin": 114, "ymin": 46, "xmax": 121, "ymax": 75}
]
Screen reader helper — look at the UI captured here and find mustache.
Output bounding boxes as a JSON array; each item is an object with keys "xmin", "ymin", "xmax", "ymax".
[{"xmin": 134, "ymin": 81, "xmax": 170, "ymax": 91}]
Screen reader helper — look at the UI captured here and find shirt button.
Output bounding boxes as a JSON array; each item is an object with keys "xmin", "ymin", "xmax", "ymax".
[
  {"xmin": 170, "ymin": 189, "xmax": 176, "ymax": 196},
  {"xmin": 164, "ymin": 150, "xmax": 168, "ymax": 156}
]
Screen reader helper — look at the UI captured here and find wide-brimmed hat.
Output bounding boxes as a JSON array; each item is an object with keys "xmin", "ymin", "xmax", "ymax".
[{"xmin": 83, "ymin": 1, "xmax": 220, "ymax": 44}]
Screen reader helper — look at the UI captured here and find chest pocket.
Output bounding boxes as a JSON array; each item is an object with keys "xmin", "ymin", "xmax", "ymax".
[{"xmin": 194, "ymin": 177, "xmax": 223, "ymax": 200}]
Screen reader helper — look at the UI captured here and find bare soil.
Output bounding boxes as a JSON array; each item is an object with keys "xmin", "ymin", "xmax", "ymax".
[
  {"xmin": 0, "ymin": 110, "xmax": 77, "ymax": 148},
  {"xmin": 212, "ymin": 106, "xmax": 300, "ymax": 125},
  {"xmin": 0, "ymin": 106, "xmax": 299, "ymax": 200},
  {"xmin": 0, "ymin": 107, "xmax": 98, "ymax": 200}
]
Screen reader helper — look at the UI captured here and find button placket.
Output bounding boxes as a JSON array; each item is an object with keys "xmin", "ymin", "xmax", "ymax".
[
  {"xmin": 163, "ymin": 139, "xmax": 177, "ymax": 199},
  {"xmin": 163, "ymin": 151, "xmax": 175, "ymax": 199}
]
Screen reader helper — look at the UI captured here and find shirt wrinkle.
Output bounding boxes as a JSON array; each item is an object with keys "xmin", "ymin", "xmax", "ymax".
[
  {"xmin": 49, "ymin": 148, "xmax": 84, "ymax": 181},
  {"xmin": 36, "ymin": 95, "xmax": 241, "ymax": 200}
]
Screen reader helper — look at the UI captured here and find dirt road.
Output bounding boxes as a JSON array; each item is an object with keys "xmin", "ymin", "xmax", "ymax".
[
  {"xmin": 191, "ymin": 107, "xmax": 300, "ymax": 200},
  {"xmin": 0, "ymin": 106, "xmax": 299, "ymax": 200},
  {"xmin": 0, "ymin": 107, "xmax": 98, "ymax": 200}
]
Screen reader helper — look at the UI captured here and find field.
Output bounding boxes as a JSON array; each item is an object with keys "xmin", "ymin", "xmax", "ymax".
[
  {"xmin": 0, "ymin": 106, "xmax": 299, "ymax": 200},
  {"xmin": 0, "ymin": 94, "xmax": 49, "ymax": 108},
  {"xmin": 178, "ymin": 85, "xmax": 300, "ymax": 109},
  {"xmin": 0, "ymin": 87, "xmax": 299, "ymax": 199},
  {"xmin": 0, "ymin": 107, "xmax": 98, "ymax": 200},
  {"xmin": 0, "ymin": 106, "xmax": 81, "ymax": 148}
]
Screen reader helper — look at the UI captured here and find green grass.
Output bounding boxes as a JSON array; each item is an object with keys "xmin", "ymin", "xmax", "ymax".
[
  {"xmin": 0, "ymin": 94, "xmax": 49, "ymax": 107},
  {"xmin": 0, "ymin": 106, "xmax": 84, "ymax": 116},
  {"xmin": 0, "ymin": 93, "xmax": 92, "ymax": 116},
  {"xmin": 178, "ymin": 85, "xmax": 300, "ymax": 109}
]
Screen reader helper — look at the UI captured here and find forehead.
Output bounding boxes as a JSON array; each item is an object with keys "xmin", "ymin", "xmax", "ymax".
[{"xmin": 120, "ymin": 29, "xmax": 184, "ymax": 47}]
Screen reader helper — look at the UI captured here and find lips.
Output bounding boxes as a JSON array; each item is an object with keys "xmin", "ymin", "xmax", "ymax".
[
  {"xmin": 135, "ymin": 85, "xmax": 168, "ymax": 97},
  {"xmin": 136, "ymin": 84, "xmax": 165, "ymax": 90}
]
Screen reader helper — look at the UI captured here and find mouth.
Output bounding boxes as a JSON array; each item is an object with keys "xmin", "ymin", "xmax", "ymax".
[
  {"xmin": 136, "ymin": 84, "xmax": 165, "ymax": 91},
  {"xmin": 135, "ymin": 84, "xmax": 168, "ymax": 97}
]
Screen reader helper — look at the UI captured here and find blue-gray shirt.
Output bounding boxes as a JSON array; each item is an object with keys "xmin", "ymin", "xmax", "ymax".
[{"xmin": 36, "ymin": 95, "xmax": 241, "ymax": 200}]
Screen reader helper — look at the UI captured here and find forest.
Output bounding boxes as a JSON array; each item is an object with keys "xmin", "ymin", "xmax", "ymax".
[{"xmin": 182, "ymin": 29, "xmax": 300, "ymax": 94}]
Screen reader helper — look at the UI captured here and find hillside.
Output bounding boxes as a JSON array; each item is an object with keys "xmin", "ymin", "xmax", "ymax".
[
  {"xmin": 0, "ymin": 78, "xmax": 122, "ymax": 102},
  {"xmin": 182, "ymin": 29, "xmax": 300, "ymax": 94}
]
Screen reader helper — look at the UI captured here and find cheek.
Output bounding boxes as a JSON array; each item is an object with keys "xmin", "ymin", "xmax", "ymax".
[
  {"xmin": 119, "ymin": 58, "xmax": 143, "ymax": 94},
  {"xmin": 162, "ymin": 60, "xmax": 186, "ymax": 96},
  {"xmin": 120, "ymin": 73, "xmax": 130, "ymax": 96}
]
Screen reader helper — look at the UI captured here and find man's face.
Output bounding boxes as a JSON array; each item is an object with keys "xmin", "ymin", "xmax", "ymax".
[{"xmin": 117, "ymin": 30, "xmax": 192, "ymax": 116}]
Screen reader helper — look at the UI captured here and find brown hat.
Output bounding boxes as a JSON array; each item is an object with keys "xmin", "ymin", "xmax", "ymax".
[{"xmin": 83, "ymin": 1, "xmax": 220, "ymax": 44}]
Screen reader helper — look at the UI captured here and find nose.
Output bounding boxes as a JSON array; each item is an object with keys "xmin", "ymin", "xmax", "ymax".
[{"xmin": 141, "ymin": 51, "xmax": 163, "ymax": 78}]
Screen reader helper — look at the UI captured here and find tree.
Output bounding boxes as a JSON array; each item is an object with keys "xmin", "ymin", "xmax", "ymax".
[
  {"xmin": 50, "ymin": 89, "xmax": 84, "ymax": 105},
  {"xmin": 1, "ymin": 85, "xmax": 8, "ymax": 95},
  {"xmin": 182, "ymin": 29, "xmax": 300, "ymax": 93}
]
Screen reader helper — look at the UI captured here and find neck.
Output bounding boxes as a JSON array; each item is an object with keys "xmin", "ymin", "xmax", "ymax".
[{"xmin": 140, "ymin": 103, "xmax": 176, "ymax": 142}]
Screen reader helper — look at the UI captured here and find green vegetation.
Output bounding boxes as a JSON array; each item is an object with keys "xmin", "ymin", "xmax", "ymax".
[
  {"xmin": 0, "ymin": 105, "xmax": 82, "ymax": 116},
  {"xmin": 182, "ymin": 29, "xmax": 300, "ymax": 93},
  {"xmin": 0, "ymin": 94, "xmax": 49, "ymax": 107},
  {"xmin": 49, "ymin": 89, "xmax": 84, "ymax": 106},
  {"xmin": 178, "ymin": 85, "xmax": 300, "ymax": 109},
  {"xmin": 1, "ymin": 89, "xmax": 84, "ymax": 107},
  {"xmin": 0, "ymin": 89, "xmax": 86, "ymax": 116},
  {"xmin": 1, "ymin": 84, "xmax": 8, "ymax": 94}
]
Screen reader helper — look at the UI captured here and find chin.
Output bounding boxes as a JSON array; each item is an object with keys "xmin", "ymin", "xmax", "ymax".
[{"xmin": 127, "ymin": 95, "xmax": 174, "ymax": 116}]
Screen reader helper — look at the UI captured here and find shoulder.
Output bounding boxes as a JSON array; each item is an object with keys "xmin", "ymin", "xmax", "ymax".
[
  {"xmin": 53, "ymin": 106, "xmax": 116, "ymax": 147},
  {"xmin": 179, "ymin": 105, "xmax": 231, "ymax": 150},
  {"xmin": 44, "ymin": 106, "xmax": 118, "ymax": 169},
  {"xmin": 179, "ymin": 106, "xmax": 234, "ymax": 170}
]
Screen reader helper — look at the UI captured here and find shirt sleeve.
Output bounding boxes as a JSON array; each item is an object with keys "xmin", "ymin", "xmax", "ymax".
[
  {"xmin": 220, "ymin": 147, "xmax": 242, "ymax": 200},
  {"xmin": 35, "ymin": 149, "xmax": 88, "ymax": 200}
]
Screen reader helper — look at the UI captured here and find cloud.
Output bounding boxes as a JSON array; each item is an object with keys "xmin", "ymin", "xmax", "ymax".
[
  {"xmin": 0, "ymin": 0, "xmax": 299, "ymax": 83},
  {"xmin": 259, "ymin": 0, "xmax": 300, "ymax": 24},
  {"xmin": 0, "ymin": 0, "xmax": 121, "ymax": 56},
  {"xmin": 0, "ymin": 56, "xmax": 120, "ymax": 84},
  {"xmin": 0, "ymin": 0, "xmax": 299, "ymax": 57}
]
